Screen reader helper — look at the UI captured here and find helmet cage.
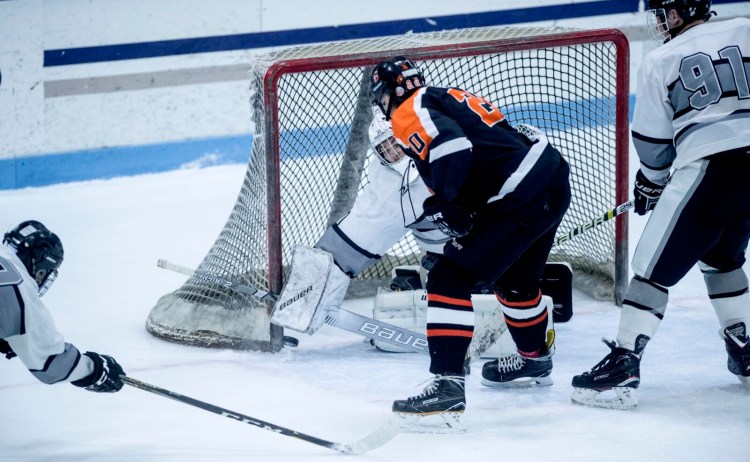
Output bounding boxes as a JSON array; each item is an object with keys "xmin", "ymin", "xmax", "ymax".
[
  {"xmin": 646, "ymin": 8, "xmax": 671, "ymax": 42},
  {"xmin": 374, "ymin": 136, "xmax": 407, "ymax": 166},
  {"xmin": 368, "ymin": 115, "xmax": 409, "ymax": 174}
]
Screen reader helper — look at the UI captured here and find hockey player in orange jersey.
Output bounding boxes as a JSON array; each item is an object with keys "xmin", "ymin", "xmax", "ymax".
[{"xmin": 370, "ymin": 57, "xmax": 571, "ymax": 431}]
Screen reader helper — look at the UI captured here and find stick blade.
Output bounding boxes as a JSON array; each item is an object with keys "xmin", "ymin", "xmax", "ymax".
[{"xmin": 334, "ymin": 417, "xmax": 400, "ymax": 455}]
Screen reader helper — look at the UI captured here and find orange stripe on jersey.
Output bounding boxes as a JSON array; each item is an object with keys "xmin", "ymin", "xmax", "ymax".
[
  {"xmin": 428, "ymin": 293, "xmax": 473, "ymax": 308},
  {"xmin": 504, "ymin": 309, "xmax": 548, "ymax": 328},
  {"xmin": 496, "ymin": 290, "xmax": 542, "ymax": 308},
  {"xmin": 427, "ymin": 329, "xmax": 474, "ymax": 338},
  {"xmin": 391, "ymin": 90, "xmax": 433, "ymax": 161}
]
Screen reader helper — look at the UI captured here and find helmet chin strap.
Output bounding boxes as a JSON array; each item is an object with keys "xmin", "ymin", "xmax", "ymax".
[
  {"xmin": 383, "ymin": 96, "xmax": 394, "ymax": 121},
  {"xmin": 665, "ymin": 7, "xmax": 715, "ymax": 40}
]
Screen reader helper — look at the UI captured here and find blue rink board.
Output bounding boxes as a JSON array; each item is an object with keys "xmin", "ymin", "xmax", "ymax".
[{"xmin": 1, "ymin": 95, "xmax": 635, "ymax": 190}]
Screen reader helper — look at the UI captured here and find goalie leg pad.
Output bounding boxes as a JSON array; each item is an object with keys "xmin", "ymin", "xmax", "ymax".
[{"xmin": 270, "ymin": 245, "xmax": 350, "ymax": 334}]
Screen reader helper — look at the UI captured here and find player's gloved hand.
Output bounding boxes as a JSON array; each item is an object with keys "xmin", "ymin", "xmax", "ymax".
[
  {"xmin": 420, "ymin": 252, "xmax": 442, "ymax": 271},
  {"xmin": 0, "ymin": 339, "xmax": 17, "ymax": 359},
  {"xmin": 423, "ymin": 197, "xmax": 474, "ymax": 239},
  {"xmin": 633, "ymin": 169, "xmax": 667, "ymax": 216},
  {"xmin": 71, "ymin": 352, "xmax": 125, "ymax": 393}
]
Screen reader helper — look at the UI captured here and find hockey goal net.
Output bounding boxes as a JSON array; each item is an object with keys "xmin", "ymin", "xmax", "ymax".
[{"xmin": 147, "ymin": 26, "xmax": 630, "ymax": 352}]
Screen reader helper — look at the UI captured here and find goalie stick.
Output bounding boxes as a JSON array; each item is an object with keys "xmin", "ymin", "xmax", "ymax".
[
  {"xmin": 158, "ymin": 200, "xmax": 632, "ymax": 359},
  {"xmin": 160, "ymin": 257, "xmax": 503, "ymax": 360},
  {"xmin": 157, "ymin": 259, "xmax": 431, "ymax": 354},
  {"xmin": 123, "ymin": 376, "xmax": 399, "ymax": 454}
]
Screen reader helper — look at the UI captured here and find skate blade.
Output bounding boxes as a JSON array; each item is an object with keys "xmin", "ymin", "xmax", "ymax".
[
  {"xmin": 570, "ymin": 387, "xmax": 638, "ymax": 410},
  {"xmin": 394, "ymin": 411, "xmax": 466, "ymax": 434},
  {"xmin": 481, "ymin": 375, "xmax": 553, "ymax": 389},
  {"xmin": 737, "ymin": 375, "xmax": 750, "ymax": 385}
]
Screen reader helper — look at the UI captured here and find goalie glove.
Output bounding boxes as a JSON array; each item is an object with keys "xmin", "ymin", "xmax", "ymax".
[
  {"xmin": 423, "ymin": 196, "xmax": 474, "ymax": 239},
  {"xmin": 633, "ymin": 169, "xmax": 667, "ymax": 216}
]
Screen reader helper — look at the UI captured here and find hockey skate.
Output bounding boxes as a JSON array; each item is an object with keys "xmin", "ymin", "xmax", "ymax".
[
  {"xmin": 392, "ymin": 375, "xmax": 466, "ymax": 433},
  {"xmin": 481, "ymin": 300, "xmax": 556, "ymax": 388},
  {"xmin": 723, "ymin": 322, "xmax": 750, "ymax": 384},
  {"xmin": 570, "ymin": 339, "xmax": 641, "ymax": 410},
  {"xmin": 480, "ymin": 351, "xmax": 553, "ymax": 388}
]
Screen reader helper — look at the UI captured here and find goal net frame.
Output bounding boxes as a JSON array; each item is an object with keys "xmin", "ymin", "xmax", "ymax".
[{"xmin": 147, "ymin": 27, "xmax": 630, "ymax": 352}]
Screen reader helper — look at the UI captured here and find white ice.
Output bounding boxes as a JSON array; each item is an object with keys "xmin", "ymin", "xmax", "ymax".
[{"xmin": 1, "ymin": 162, "xmax": 749, "ymax": 462}]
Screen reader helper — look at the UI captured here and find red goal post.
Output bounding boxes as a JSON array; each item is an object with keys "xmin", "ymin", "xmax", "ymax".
[{"xmin": 147, "ymin": 26, "xmax": 630, "ymax": 352}]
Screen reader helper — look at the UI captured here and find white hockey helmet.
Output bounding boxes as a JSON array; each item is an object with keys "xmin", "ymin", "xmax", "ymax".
[{"xmin": 368, "ymin": 115, "xmax": 410, "ymax": 176}]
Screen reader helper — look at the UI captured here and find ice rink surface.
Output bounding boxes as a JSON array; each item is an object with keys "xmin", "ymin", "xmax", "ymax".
[{"xmin": 1, "ymin": 160, "xmax": 749, "ymax": 462}]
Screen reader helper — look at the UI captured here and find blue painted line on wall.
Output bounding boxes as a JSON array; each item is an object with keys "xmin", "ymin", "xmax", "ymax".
[
  {"xmin": 44, "ymin": 0, "xmax": 748, "ymax": 66},
  {"xmin": 1, "ymin": 94, "xmax": 638, "ymax": 190},
  {"xmin": 0, "ymin": 135, "xmax": 252, "ymax": 190},
  {"xmin": 44, "ymin": 0, "xmax": 640, "ymax": 66}
]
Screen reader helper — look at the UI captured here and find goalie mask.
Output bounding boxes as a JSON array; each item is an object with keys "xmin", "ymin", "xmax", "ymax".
[
  {"xmin": 368, "ymin": 115, "xmax": 411, "ymax": 176},
  {"xmin": 3, "ymin": 220, "xmax": 64, "ymax": 296},
  {"xmin": 371, "ymin": 57, "xmax": 425, "ymax": 120},
  {"xmin": 646, "ymin": 0, "xmax": 714, "ymax": 43}
]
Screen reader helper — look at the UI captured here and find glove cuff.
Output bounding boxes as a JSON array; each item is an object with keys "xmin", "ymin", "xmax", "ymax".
[
  {"xmin": 638, "ymin": 166, "xmax": 670, "ymax": 185},
  {"xmin": 70, "ymin": 352, "xmax": 103, "ymax": 388}
]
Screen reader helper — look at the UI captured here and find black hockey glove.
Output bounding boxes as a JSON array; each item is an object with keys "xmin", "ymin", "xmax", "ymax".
[
  {"xmin": 633, "ymin": 169, "xmax": 666, "ymax": 216},
  {"xmin": 71, "ymin": 352, "xmax": 125, "ymax": 393},
  {"xmin": 390, "ymin": 267, "xmax": 423, "ymax": 291},
  {"xmin": 420, "ymin": 252, "xmax": 442, "ymax": 271},
  {"xmin": 0, "ymin": 339, "xmax": 17, "ymax": 359},
  {"xmin": 423, "ymin": 197, "xmax": 474, "ymax": 239}
]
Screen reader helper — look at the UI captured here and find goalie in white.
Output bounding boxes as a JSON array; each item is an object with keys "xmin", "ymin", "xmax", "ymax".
[
  {"xmin": 270, "ymin": 113, "xmax": 452, "ymax": 337},
  {"xmin": 571, "ymin": 0, "xmax": 750, "ymax": 410}
]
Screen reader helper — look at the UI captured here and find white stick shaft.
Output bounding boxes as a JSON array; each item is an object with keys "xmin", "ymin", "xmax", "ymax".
[{"xmin": 156, "ymin": 258, "xmax": 194, "ymax": 276}]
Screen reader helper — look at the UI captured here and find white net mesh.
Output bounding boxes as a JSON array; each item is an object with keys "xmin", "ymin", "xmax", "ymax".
[{"xmin": 146, "ymin": 26, "xmax": 630, "ymax": 351}]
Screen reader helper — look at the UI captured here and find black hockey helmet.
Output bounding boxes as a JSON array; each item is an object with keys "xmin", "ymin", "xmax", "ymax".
[
  {"xmin": 3, "ymin": 220, "xmax": 64, "ymax": 296},
  {"xmin": 646, "ymin": 0, "xmax": 715, "ymax": 41},
  {"xmin": 370, "ymin": 57, "xmax": 425, "ymax": 120}
]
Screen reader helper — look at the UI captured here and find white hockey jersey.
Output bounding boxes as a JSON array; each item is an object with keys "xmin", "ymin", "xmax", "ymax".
[
  {"xmin": 631, "ymin": 18, "xmax": 750, "ymax": 178},
  {"xmin": 316, "ymin": 152, "xmax": 450, "ymax": 276},
  {"xmin": 0, "ymin": 244, "xmax": 94, "ymax": 384}
]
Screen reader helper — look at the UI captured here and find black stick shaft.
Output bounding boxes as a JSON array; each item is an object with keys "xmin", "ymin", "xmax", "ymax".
[{"xmin": 123, "ymin": 376, "xmax": 341, "ymax": 451}]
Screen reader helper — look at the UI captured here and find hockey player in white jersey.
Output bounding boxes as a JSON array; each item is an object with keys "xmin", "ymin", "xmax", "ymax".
[
  {"xmin": 1, "ymin": 221, "xmax": 125, "ymax": 392},
  {"xmin": 572, "ymin": 0, "xmax": 750, "ymax": 410}
]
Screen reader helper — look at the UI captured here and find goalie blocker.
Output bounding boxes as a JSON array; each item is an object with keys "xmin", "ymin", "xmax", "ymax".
[{"xmin": 372, "ymin": 262, "xmax": 572, "ymax": 354}]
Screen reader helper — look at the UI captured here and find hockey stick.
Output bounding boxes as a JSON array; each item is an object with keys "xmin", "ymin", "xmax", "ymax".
[
  {"xmin": 157, "ymin": 259, "xmax": 430, "ymax": 354},
  {"xmin": 553, "ymin": 200, "xmax": 633, "ymax": 247},
  {"xmin": 123, "ymin": 376, "xmax": 398, "ymax": 455},
  {"xmin": 158, "ymin": 201, "xmax": 632, "ymax": 360},
  {"xmin": 157, "ymin": 259, "xmax": 277, "ymax": 302},
  {"xmin": 469, "ymin": 200, "xmax": 633, "ymax": 358}
]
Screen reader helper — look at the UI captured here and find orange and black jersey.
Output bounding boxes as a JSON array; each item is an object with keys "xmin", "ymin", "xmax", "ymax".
[{"xmin": 390, "ymin": 86, "xmax": 564, "ymax": 211}]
